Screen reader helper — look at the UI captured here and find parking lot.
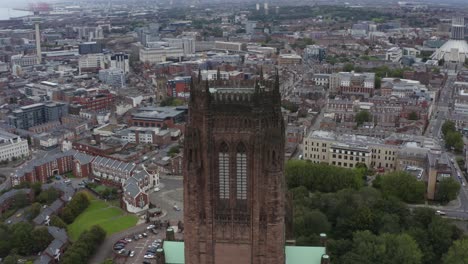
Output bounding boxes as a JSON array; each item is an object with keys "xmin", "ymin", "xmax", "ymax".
[{"xmin": 109, "ymin": 224, "xmax": 183, "ymax": 264}]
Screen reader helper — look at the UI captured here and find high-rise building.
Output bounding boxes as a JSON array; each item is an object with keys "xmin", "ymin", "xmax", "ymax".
[
  {"xmin": 78, "ymin": 42, "xmax": 104, "ymax": 55},
  {"xmin": 451, "ymin": 17, "xmax": 465, "ymax": 40},
  {"xmin": 184, "ymin": 74, "xmax": 286, "ymax": 264}
]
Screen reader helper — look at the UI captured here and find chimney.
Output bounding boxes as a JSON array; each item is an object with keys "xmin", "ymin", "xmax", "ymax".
[
  {"xmin": 166, "ymin": 227, "xmax": 175, "ymax": 241},
  {"xmin": 320, "ymin": 233, "xmax": 327, "ymax": 247},
  {"xmin": 321, "ymin": 254, "xmax": 330, "ymax": 264},
  {"xmin": 156, "ymin": 248, "xmax": 166, "ymax": 264}
]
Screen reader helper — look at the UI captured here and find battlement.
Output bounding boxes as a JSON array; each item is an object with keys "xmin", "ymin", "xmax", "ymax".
[{"xmin": 190, "ymin": 73, "xmax": 280, "ymax": 107}]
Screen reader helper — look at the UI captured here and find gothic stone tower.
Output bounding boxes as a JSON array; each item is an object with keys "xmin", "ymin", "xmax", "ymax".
[{"xmin": 183, "ymin": 73, "xmax": 286, "ymax": 264}]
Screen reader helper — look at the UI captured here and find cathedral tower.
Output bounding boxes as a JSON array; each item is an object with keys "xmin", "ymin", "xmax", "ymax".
[{"xmin": 183, "ymin": 72, "xmax": 286, "ymax": 264}]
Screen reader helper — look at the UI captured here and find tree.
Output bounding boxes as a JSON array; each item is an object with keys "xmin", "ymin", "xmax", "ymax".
[
  {"xmin": 31, "ymin": 227, "xmax": 53, "ymax": 253},
  {"xmin": 168, "ymin": 145, "xmax": 180, "ymax": 157},
  {"xmin": 445, "ymin": 131, "xmax": 464, "ymax": 152},
  {"xmin": 436, "ymin": 178, "xmax": 460, "ymax": 204},
  {"xmin": 25, "ymin": 202, "xmax": 41, "ymax": 221},
  {"xmin": 285, "ymin": 161, "xmax": 363, "ymax": 193},
  {"xmin": 355, "ymin": 110, "xmax": 372, "ymax": 126},
  {"xmin": 50, "ymin": 215, "xmax": 67, "ymax": 229},
  {"xmin": 31, "ymin": 182, "xmax": 42, "ymax": 196},
  {"xmin": 442, "ymin": 121, "xmax": 456, "ymax": 136},
  {"xmin": 294, "ymin": 210, "xmax": 331, "ymax": 240},
  {"xmin": 443, "ymin": 238, "xmax": 468, "ymax": 264},
  {"xmin": 379, "ymin": 171, "xmax": 425, "ymax": 203},
  {"xmin": 11, "ymin": 222, "xmax": 34, "ymax": 255},
  {"xmin": 340, "ymin": 231, "xmax": 422, "ymax": 264},
  {"xmin": 374, "ymin": 76, "xmax": 382, "ymax": 89},
  {"xmin": 343, "ymin": 63, "xmax": 355, "ymax": 72},
  {"xmin": 408, "ymin": 111, "xmax": 419, "ymax": 120},
  {"xmin": 37, "ymin": 188, "xmax": 60, "ymax": 204},
  {"xmin": 2, "ymin": 255, "xmax": 18, "ymax": 264},
  {"xmin": 12, "ymin": 193, "xmax": 30, "ymax": 209}
]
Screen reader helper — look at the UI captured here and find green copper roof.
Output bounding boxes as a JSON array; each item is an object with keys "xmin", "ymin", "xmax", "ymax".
[
  {"xmin": 162, "ymin": 241, "xmax": 326, "ymax": 264},
  {"xmin": 285, "ymin": 246, "xmax": 326, "ymax": 264},
  {"xmin": 163, "ymin": 241, "xmax": 185, "ymax": 264}
]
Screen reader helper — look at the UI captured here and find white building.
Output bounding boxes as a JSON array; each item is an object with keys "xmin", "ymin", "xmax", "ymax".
[
  {"xmin": 110, "ymin": 53, "xmax": 130, "ymax": 74},
  {"xmin": 99, "ymin": 68, "xmax": 125, "ymax": 88},
  {"xmin": 0, "ymin": 130, "xmax": 29, "ymax": 162},
  {"xmin": 312, "ymin": 74, "xmax": 330, "ymax": 87},
  {"xmin": 10, "ymin": 54, "xmax": 38, "ymax": 67},
  {"xmin": 386, "ymin": 47, "xmax": 402, "ymax": 62},
  {"xmin": 139, "ymin": 46, "xmax": 184, "ymax": 63},
  {"xmin": 214, "ymin": 41, "xmax": 246, "ymax": 52},
  {"xmin": 78, "ymin": 53, "xmax": 106, "ymax": 74},
  {"xmin": 162, "ymin": 37, "xmax": 195, "ymax": 55}
]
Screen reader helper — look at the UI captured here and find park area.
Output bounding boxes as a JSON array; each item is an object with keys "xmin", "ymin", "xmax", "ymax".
[{"xmin": 67, "ymin": 194, "xmax": 138, "ymax": 241}]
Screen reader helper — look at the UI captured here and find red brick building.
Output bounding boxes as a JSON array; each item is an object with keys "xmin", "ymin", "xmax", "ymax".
[
  {"xmin": 11, "ymin": 150, "xmax": 93, "ymax": 185},
  {"xmin": 72, "ymin": 90, "xmax": 114, "ymax": 111},
  {"xmin": 184, "ymin": 76, "xmax": 286, "ymax": 263}
]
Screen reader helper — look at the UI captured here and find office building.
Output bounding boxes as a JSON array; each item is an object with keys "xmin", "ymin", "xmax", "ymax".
[
  {"xmin": 78, "ymin": 42, "xmax": 104, "ymax": 55},
  {"xmin": 139, "ymin": 46, "xmax": 184, "ymax": 63},
  {"xmin": 78, "ymin": 53, "xmax": 106, "ymax": 74},
  {"xmin": 162, "ymin": 38, "xmax": 195, "ymax": 55},
  {"xmin": 8, "ymin": 102, "xmax": 68, "ymax": 130}
]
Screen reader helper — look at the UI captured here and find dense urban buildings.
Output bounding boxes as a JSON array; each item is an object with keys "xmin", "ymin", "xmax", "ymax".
[{"xmin": 1, "ymin": 1, "xmax": 468, "ymax": 263}]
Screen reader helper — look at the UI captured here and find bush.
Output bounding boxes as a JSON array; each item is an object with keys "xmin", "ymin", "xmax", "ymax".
[{"xmin": 36, "ymin": 188, "xmax": 60, "ymax": 205}]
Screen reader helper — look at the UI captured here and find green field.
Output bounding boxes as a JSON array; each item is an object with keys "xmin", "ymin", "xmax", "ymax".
[{"xmin": 67, "ymin": 197, "xmax": 138, "ymax": 241}]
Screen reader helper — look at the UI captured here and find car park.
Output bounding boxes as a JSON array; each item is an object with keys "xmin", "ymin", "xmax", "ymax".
[
  {"xmin": 144, "ymin": 254, "xmax": 155, "ymax": 259},
  {"xmin": 134, "ymin": 235, "xmax": 139, "ymax": 240},
  {"xmin": 151, "ymin": 229, "xmax": 158, "ymax": 235},
  {"xmin": 143, "ymin": 261, "xmax": 151, "ymax": 264}
]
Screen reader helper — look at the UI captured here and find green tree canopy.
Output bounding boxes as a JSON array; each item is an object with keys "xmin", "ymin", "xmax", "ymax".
[
  {"xmin": 436, "ymin": 178, "xmax": 460, "ymax": 204},
  {"xmin": 286, "ymin": 161, "xmax": 363, "ymax": 193},
  {"xmin": 340, "ymin": 231, "xmax": 422, "ymax": 264},
  {"xmin": 355, "ymin": 110, "xmax": 372, "ymax": 126},
  {"xmin": 378, "ymin": 171, "xmax": 425, "ymax": 203},
  {"xmin": 443, "ymin": 238, "xmax": 468, "ymax": 264},
  {"xmin": 442, "ymin": 121, "xmax": 456, "ymax": 136}
]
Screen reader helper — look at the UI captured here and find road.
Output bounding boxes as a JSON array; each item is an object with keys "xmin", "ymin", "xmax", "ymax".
[{"xmin": 149, "ymin": 176, "xmax": 183, "ymax": 222}]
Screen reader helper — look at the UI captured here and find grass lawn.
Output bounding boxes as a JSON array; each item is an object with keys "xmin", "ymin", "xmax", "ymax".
[{"xmin": 67, "ymin": 197, "xmax": 138, "ymax": 241}]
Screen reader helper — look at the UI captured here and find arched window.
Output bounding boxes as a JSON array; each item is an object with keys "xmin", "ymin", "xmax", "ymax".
[
  {"xmin": 218, "ymin": 143, "xmax": 230, "ymax": 200},
  {"xmin": 236, "ymin": 143, "xmax": 247, "ymax": 200}
]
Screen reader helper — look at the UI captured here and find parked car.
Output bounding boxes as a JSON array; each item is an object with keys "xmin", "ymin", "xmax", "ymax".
[
  {"xmin": 142, "ymin": 233, "xmax": 148, "ymax": 237},
  {"xmin": 134, "ymin": 235, "xmax": 139, "ymax": 240},
  {"xmin": 125, "ymin": 238, "xmax": 132, "ymax": 242},
  {"xmin": 436, "ymin": 210, "xmax": 446, "ymax": 216},
  {"xmin": 147, "ymin": 224, "xmax": 155, "ymax": 230},
  {"xmin": 143, "ymin": 261, "xmax": 151, "ymax": 264},
  {"xmin": 138, "ymin": 234, "xmax": 143, "ymax": 239},
  {"xmin": 130, "ymin": 251, "xmax": 135, "ymax": 257},
  {"xmin": 151, "ymin": 229, "xmax": 158, "ymax": 235},
  {"xmin": 144, "ymin": 254, "xmax": 155, "ymax": 259}
]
